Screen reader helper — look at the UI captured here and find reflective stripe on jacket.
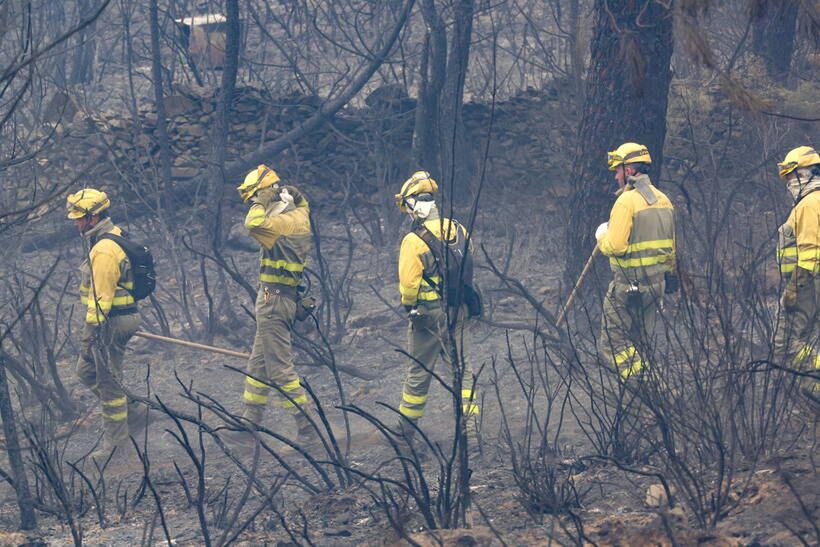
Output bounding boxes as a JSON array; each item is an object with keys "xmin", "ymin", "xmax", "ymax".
[
  {"xmin": 778, "ymin": 190, "xmax": 820, "ymax": 276},
  {"xmin": 398, "ymin": 216, "xmax": 469, "ymax": 306},
  {"xmin": 244, "ymin": 200, "xmax": 311, "ymax": 286},
  {"xmin": 80, "ymin": 225, "xmax": 136, "ymax": 325},
  {"xmin": 599, "ymin": 177, "xmax": 676, "ymax": 286}
]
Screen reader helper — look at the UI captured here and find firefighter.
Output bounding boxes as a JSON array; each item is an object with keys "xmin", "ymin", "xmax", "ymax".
[
  {"xmin": 393, "ymin": 171, "xmax": 480, "ymax": 456},
  {"xmin": 595, "ymin": 143, "xmax": 677, "ymax": 381},
  {"xmin": 229, "ymin": 165, "xmax": 322, "ymax": 449},
  {"xmin": 773, "ymin": 146, "xmax": 820, "ymax": 397},
  {"xmin": 67, "ymin": 189, "xmax": 141, "ymax": 461}
]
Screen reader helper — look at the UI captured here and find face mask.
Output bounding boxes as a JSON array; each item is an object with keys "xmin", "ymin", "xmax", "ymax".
[
  {"xmin": 410, "ymin": 199, "xmax": 436, "ymax": 219},
  {"xmin": 786, "ymin": 168, "xmax": 820, "ymax": 201},
  {"xmin": 83, "ymin": 217, "xmax": 113, "ymax": 239},
  {"xmin": 786, "ymin": 179, "xmax": 803, "ymax": 201}
]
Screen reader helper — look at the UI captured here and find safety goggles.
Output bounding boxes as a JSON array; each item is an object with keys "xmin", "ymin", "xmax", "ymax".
[
  {"xmin": 778, "ymin": 161, "xmax": 798, "ymax": 180},
  {"xmin": 607, "ymin": 148, "xmax": 649, "ymax": 170}
]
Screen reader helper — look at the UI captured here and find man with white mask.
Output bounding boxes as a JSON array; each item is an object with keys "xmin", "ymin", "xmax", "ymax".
[
  {"xmin": 773, "ymin": 146, "xmax": 820, "ymax": 398},
  {"xmin": 228, "ymin": 165, "xmax": 322, "ymax": 450},
  {"xmin": 393, "ymin": 171, "xmax": 481, "ymax": 458}
]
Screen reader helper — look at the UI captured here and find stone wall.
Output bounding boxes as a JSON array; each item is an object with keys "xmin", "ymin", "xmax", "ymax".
[{"xmin": 47, "ymin": 82, "xmax": 575, "ymax": 207}]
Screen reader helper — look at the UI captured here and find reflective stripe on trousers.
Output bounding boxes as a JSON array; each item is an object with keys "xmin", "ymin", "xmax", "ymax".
[
  {"xmin": 241, "ymin": 286, "xmax": 307, "ymax": 421},
  {"xmin": 243, "ymin": 376, "xmax": 308, "ymax": 408},
  {"xmin": 398, "ymin": 305, "xmax": 477, "ymax": 420},
  {"xmin": 600, "ymin": 281, "xmax": 660, "ymax": 380},
  {"xmin": 75, "ymin": 313, "xmax": 140, "ymax": 445}
]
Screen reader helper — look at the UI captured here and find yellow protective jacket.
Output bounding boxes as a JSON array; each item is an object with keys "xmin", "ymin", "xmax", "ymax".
[
  {"xmin": 244, "ymin": 199, "xmax": 311, "ymax": 286},
  {"xmin": 777, "ymin": 190, "xmax": 820, "ymax": 276},
  {"xmin": 398, "ymin": 216, "xmax": 470, "ymax": 306},
  {"xmin": 80, "ymin": 225, "xmax": 136, "ymax": 325},
  {"xmin": 598, "ymin": 176, "xmax": 676, "ymax": 287}
]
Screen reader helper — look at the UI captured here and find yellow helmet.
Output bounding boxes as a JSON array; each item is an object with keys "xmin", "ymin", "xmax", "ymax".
[
  {"xmin": 237, "ymin": 164, "xmax": 281, "ymax": 202},
  {"xmin": 607, "ymin": 142, "xmax": 652, "ymax": 171},
  {"xmin": 66, "ymin": 188, "xmax": 110, "ymax": 219},
  {"xmin": 778, "ymin": 146, "xmax": 820, "ymax": 179},
  {"xmin": 394, "ymin": 171, "xmax": 438, "ymax": 212}
]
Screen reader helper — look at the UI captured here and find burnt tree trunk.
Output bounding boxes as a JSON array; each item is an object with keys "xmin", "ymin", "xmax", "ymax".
[
  {"xmin": 751, "ymin": 0, "xmax": 799, "ymax": 82},
  {"xmin": 413, "ymin": 0, "xmax": 447, "ymax": 173},
  {"xmin": 206, "ymin": 0, "xmax": 241, "ymax": 252},
  {"xmin": 69, "ymin": 0, "xmax": 97, "ymax": 84},
  {"xmin": 412, "ymin": 0, "xmax": 474, "ymax": 205},
  {"xmin": 122, "ymin": 2, "xmax": 140, "ymax": 121},
  {"xmin": 568, "ymin": 0, "xmax": 585, "ymax": 100},
  {"xmin": 439, "ymin": 0, "xmax": 475, "ymax": 206},
  {"xmin": 51, "ymin": 2, "xmax": 70, "ymax": 87},
  {"xmin": 149, "ymin": 0, "xmax": 174, "ymax": 206},
  {"xmin": 0, "ymin": 356, "xmax": 36, "ymax": 530},
  {"xmin": 564, "ymin": 0, "xmax": 673, "ymax": 280}
]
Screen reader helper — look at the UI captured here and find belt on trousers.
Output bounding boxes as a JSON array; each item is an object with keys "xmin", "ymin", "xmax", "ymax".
[
  {"xmin": 260, "ymin": 282, "xmax": 299, "ymax": 300},
  {"xmin": 107, "ymin": 308, "xmax": 138, "ymax": 318}
]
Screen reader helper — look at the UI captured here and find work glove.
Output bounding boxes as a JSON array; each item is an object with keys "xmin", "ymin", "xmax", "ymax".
[
  {"xmin": 265, "ymin": 188, "xmax": 294, "ymax": 216},
  {"xmin": 287, "ymin": 186, "xmax": 307, "ymax": 208},
  {"xmin": 252, "ymin": 186, "xmax": 278, "ymax": 209},
  {"xmin": 404, "ymin": 305, "xmax": 419, "ymax": 317},
  {"xmin": 595, "ymin": 222, "xmax": 609, "ymax": 241},
  {"xmin": 279, "ymin": 188, "xmax": 294, "ymax": 207},
  {"xmin": 776, "ymin": 224, "xmax": 796, "ymax": 273}
]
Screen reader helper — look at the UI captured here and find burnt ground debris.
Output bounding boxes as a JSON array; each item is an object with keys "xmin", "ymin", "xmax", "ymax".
[{"xmin": 1, "ymin": 71, "xmax": 819, "ymax": 546}]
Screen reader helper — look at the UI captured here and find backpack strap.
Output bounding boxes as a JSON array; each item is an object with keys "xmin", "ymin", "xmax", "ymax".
[
  {"xmin": 98, "ymin": 232, "xmax": 124, "ymax": 246},
  {"xmin": 413, "ymin": 225, "xmax": 444, "ymax": 291}
]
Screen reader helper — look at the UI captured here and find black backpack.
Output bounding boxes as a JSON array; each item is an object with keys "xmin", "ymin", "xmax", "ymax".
[
  {"xmin": 99, "ymin": 232, "xmax": 156, "ymax": 301},
  {"xmin": 414, "ymin": 221, "xmax": 483, "ymax": 318}
]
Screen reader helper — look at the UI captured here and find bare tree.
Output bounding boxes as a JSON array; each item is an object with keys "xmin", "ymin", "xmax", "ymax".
[
  {"xmin": 0, "ymin": 356, "xmax": 36, "ymax": 529},
  {"xmin": 149, "ymin": 0, "xmax": 174, "ymax": 205},
  {"xmin": 413, "ymin": 0, "xmax": 475, "ymax": 201},
  {"xmin": 751, "ymin": 0, "xmax": 799, "ymax": 81},
  {"xmin": 206, "ymin": 0, "xmax": 241, "ymax": 249},
  {"xmin": 0, "ymin": 0, "xmax": 112, "ymax": 532},
  {"xmin": 69, "ymin": 0, "xmax": 100, "ymax": 84}
]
